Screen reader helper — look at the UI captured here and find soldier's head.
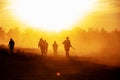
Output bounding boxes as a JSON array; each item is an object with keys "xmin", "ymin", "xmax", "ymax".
[
  {"xmin": 66, "ymin": 36, "xmax": 69, "ymax": 40},
  {"xmin": 54, "ymin": 41, "xmax": 56, "ymax": 43},
  {"xmin": 10, "ymin": 38, "xmax": 13, "ymax": 41},
  {"xmin": 40, "ymin": 38, "xmax": 43, "ymax": 40}
]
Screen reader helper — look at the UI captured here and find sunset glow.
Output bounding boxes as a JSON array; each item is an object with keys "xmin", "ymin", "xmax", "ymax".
[{"xmin": 9, "ymin": 0, "xmax": 97, "ymax": 32}]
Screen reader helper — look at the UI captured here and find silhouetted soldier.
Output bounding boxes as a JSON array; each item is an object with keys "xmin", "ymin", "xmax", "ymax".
[
  {"xmin": 8, "ymin": 38, "xmax": 15, "ymax": 54},
  {"xmin": 63, "ymin": 37, "xmax": 72, "ymax": 56},
  {"xmin": 38, "ymin": 38, "xmax": 45, "ymax": 55},
  {"xmin": 52, "ymin": 41, "xmax": 58, "ymax": 56},
  {"xmin": 44, "ymin": 40, "xmax": 48, "ymax": 56}
]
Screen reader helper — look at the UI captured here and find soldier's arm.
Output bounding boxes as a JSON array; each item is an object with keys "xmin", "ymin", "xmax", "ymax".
[
  {"xmin": 69, "ymin": 41, "xmax": 75, "ymax": 49},
  {"xmin": 38, "ymin": 43, "xmax": 40, "ymax": 48}
]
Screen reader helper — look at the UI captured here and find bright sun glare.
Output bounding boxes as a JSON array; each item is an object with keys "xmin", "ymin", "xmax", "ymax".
[{"xmin": 9, "ymin": 0, "xmax": 97, "ymax": 32}]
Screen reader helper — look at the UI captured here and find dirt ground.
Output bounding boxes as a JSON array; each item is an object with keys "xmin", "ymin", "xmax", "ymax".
[{"xmin": 0, "ymin": 48, "xmax": 120, "ymax": 80}]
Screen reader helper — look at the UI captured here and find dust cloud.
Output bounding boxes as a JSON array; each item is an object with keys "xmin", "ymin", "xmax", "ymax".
[{"xmin": 0, "ymin": 27, "xmax": 120, "ymax": 67}]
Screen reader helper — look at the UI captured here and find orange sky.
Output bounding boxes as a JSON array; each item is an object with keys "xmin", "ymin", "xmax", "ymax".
[
  {"xmin": 0, "ymin": 1, "xmax": 120, "ymax": 66},
  {"xmin": 0, "ymin": 0, "xmax": 120, "ymax": 31}
]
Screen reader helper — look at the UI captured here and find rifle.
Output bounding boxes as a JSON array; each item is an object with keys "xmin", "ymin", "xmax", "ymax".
[{"xmin": 71, "ymin": 46, "xmax": 75, "ymax": 50}]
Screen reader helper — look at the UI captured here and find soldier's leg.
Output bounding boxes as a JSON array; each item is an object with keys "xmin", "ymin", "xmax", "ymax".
[
  {"xmin": 44, "ymin": 49, "xmax": 46, "ymax": 56},
  {"xmin": 55, "ymin": 49, "xmax": 57, "ymax": 55},
  {"xmin": 10, "ymin": 48, "xmax": 13, "ymax": 54},
  {"xmin": 65, "ymin": 48, "xmax": 69, "ymax": 56},
  {"xmin": 67, "ymin": 50, "xmax": 69, "ymax": 56},
  {"xmin": 65, "ymin": 50, "xmax": 68, "ymax": 56},
  {"xmin": 41, "ymin": 48, "xmax": 43, "ymax": 55},
  {"xmin": 45, "ymin": 49, "xmax": 47, "ymax": 56},
  {"xmin": 66, "ymin": 51, "xmax": 69, "ymax": 56},
  {"xmin": 12, "ymin": 48, "xmax": 13, "ymax": 54},
  {"xmin": 9, "ymin": 48, "xmax": 11, "ymax": 54}
]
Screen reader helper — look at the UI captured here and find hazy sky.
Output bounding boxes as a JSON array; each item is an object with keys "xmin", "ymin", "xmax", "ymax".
[
  {"xmin": 77, "ymin": 0, "xmax": 120, "ymax": 30},
  {"xmin": 0, "ymin": 0, "xmax": 120, "ymax": 31}
]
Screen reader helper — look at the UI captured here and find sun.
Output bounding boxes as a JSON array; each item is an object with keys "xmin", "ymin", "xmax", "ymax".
[{"xmin": 9, "ymin": 0, "xmax": 97, "ymax": 32}]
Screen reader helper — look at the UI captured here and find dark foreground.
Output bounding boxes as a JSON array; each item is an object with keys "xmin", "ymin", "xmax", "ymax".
[{"xmin": 0, "ymin": 49, "xmax": 120, "ymax": 80}]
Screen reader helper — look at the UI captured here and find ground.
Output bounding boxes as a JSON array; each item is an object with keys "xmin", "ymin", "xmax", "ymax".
[{"xmin": 0, "ymin": 47, "xmax": 120, "ymax": 80}]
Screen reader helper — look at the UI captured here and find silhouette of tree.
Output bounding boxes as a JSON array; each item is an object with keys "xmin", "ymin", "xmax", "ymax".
[
  {"xmin": 100, "ymin": 27, "xmax": 107, "ymax": 33},
  {"xmin": 0, "ymin": 27, "xmax": 6, "ymax": 44}
]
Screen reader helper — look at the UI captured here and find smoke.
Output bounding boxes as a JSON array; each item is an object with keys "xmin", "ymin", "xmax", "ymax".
[
  {"xmin": 0, "ymin": 26, "xmax": 120, "ymax": 67},
  {"xmin": 0, "ymin": 0, "xmax": 120, "ymax": 67},
  {"xmin": 103, "ymin": 0, "xmax": 120, "ymax": 6},
  {"xmin": 98, "ymin": 0, "xmax": 120, "ymax": 9},
  {"xmin": 0, "ymin": 0, "xmax": 8, "ymax": 10}
]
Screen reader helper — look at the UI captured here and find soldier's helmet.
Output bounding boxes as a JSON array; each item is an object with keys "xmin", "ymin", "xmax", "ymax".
[{"xmin": 66, "ymin": 36, "xmax": 69, "ymax": 39}]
